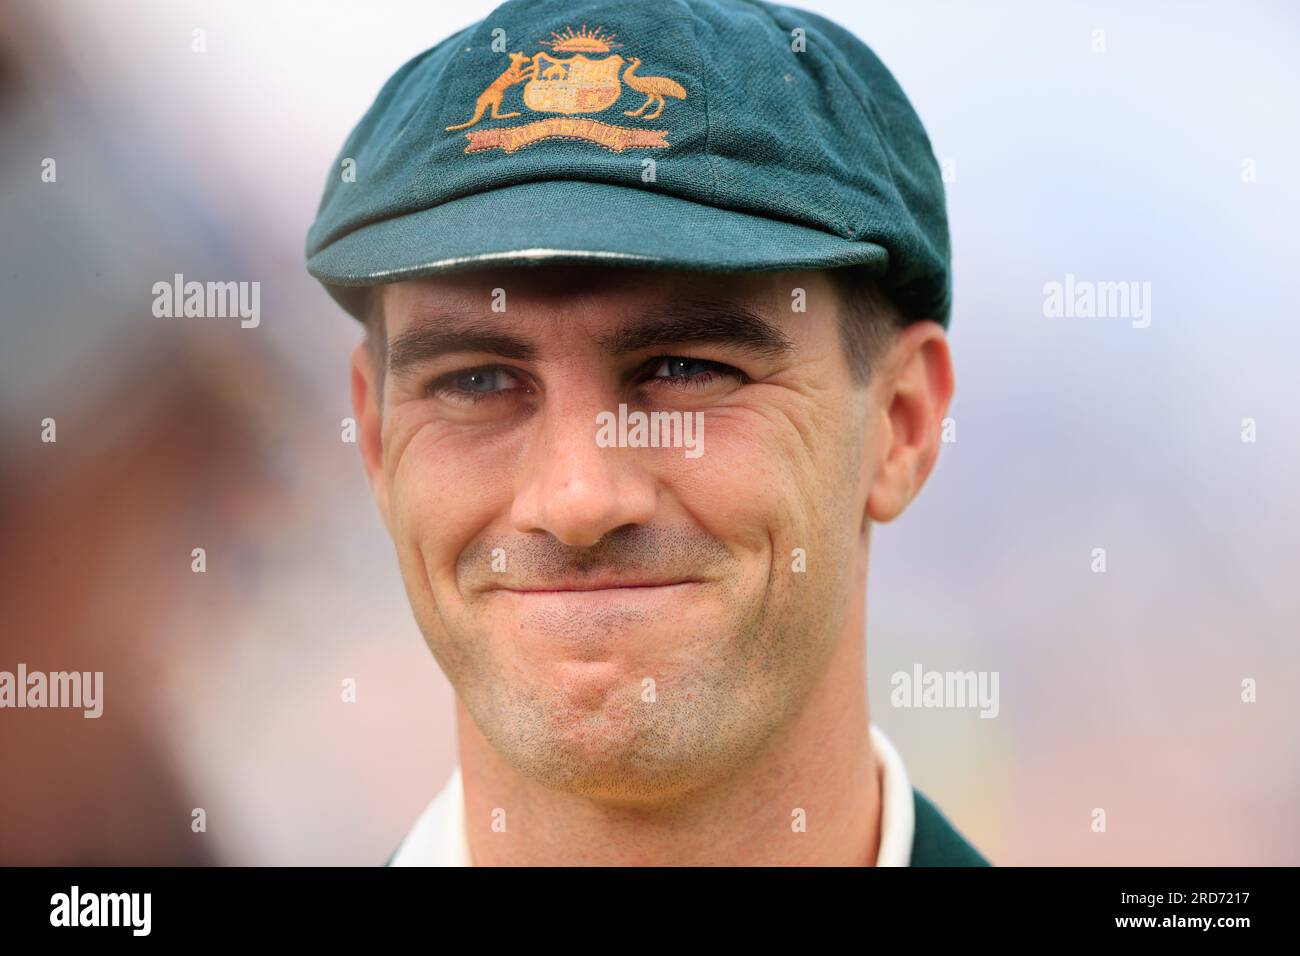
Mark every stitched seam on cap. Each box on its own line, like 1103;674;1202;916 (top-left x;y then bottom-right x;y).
685;5;719;205
754;1;904;240
747;2;861;237
807;27;910;241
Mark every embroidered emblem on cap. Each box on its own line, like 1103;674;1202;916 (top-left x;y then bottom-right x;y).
445;24;687;154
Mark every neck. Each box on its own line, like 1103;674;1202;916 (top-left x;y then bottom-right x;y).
457;578;879;865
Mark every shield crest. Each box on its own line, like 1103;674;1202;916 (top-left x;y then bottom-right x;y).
524;53;625;114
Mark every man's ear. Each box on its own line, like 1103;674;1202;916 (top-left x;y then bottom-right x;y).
350;341;391;532
865;320;955;523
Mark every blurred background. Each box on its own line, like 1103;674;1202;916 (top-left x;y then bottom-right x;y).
0;0;1295;865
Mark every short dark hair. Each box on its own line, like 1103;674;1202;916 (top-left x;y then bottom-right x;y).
357;268;907;395
827;267;911;385
360;287;386;396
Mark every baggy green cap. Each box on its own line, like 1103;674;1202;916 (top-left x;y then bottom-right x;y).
305;0;951;325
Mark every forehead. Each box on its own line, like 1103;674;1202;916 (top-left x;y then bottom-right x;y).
377;266;837;332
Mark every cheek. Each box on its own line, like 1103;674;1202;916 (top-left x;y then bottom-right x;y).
660;408;818;563
385;417;520;591
662;401;865;577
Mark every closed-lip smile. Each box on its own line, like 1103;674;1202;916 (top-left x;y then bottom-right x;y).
492;577;699;594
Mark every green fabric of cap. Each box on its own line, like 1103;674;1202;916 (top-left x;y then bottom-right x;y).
305;0;951;325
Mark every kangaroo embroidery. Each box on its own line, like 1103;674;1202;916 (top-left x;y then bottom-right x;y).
445;52;535;131
447;24;688;154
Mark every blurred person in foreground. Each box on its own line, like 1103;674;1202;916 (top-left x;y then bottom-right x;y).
306;0;984;866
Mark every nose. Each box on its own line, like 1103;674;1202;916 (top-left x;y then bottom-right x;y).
511;398;657;548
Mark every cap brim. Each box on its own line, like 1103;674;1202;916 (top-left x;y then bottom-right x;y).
307;179;889;305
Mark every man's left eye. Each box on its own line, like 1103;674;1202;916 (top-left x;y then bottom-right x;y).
646;356;744;386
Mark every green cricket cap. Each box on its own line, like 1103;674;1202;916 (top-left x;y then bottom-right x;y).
305;0;951;325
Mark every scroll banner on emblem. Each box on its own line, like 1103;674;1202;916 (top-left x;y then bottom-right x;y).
464;118;670;154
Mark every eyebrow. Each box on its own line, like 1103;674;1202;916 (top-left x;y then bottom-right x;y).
595;300;795;358
386;299;794;378
388;313;537;378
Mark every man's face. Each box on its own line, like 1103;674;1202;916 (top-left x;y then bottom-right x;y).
353;266;935;799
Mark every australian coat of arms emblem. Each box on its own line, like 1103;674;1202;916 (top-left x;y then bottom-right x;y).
445;24;687;154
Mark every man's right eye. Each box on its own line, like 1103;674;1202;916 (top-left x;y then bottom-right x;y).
427;366;531;405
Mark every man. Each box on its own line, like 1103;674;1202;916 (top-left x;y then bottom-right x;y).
306;0;987;866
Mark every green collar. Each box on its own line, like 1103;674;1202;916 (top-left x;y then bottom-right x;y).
909;788;991;866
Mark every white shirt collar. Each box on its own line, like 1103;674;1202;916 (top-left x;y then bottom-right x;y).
391;723;914;866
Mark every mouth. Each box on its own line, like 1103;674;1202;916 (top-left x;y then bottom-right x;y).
488;581;702;619
478;577;711;645
494;578;700;595
482;571;707;605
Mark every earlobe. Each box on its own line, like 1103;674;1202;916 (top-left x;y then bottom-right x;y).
864;321;954;524
349;342;391;531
